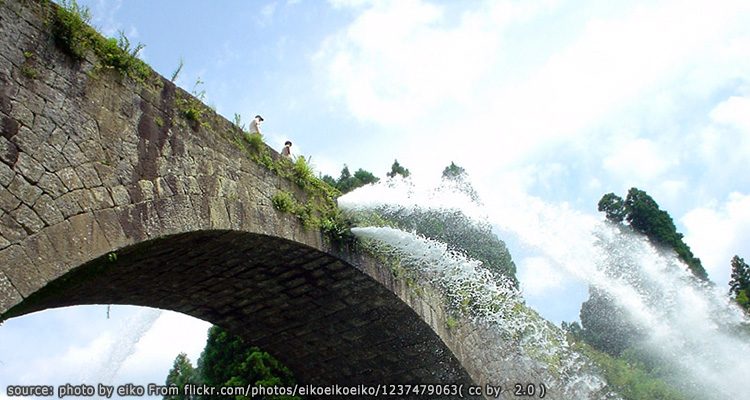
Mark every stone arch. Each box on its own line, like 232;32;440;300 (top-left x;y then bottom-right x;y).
6;229;478;392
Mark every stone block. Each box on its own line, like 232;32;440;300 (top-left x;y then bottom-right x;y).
0;245;42;297
12;125;44;153
90;187;114;209
61;140;87;166
37;172;67;198
0;188;21;211
56;166;83;190
55;191;83;218
136;179;155;201
93;208;131;249
0;212;26;243
75;162;102;188
10;203;44;234
7;174;41;206
22;231;65;280
0;162;13;186
47;126;68;151
0;271;23;314
13;152;44;183
32;194;63;226
34;143;68;173
0;135;19;165
109;185;131;206
93;162;118;186
46;214;111;269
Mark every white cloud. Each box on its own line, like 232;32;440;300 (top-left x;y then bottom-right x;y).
519;256;567;296
602;138;675;181
682;192;750;286
709;95;750;130
316;0;750;187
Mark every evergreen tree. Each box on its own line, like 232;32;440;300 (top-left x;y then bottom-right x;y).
440;162;480;202
596;188;707;280
386;159;410;178
581;188;707;357
597;193;626;223
441;162;466;180
324;165;380;194
729;255;750;311
164;353;197;400
197;326;299;400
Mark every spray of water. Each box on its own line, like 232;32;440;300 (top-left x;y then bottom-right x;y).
341;177;750;400
84;307;162;384
342;179;613;398
486;186;750;399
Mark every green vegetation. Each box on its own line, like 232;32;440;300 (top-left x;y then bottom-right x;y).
386;159;410;178
566;337;690;400
176;93;203;124
50;0;151;82
20;50;38;79
164;326;300;400
170;57;184;82
598;188;707;280
321;165;379;194
729;255;750;311
568;188;720;399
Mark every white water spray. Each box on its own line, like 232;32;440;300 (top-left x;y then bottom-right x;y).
341;177;750;400
84;307;162;384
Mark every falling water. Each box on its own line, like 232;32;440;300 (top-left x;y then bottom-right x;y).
84;307;162;385
340;177;750;400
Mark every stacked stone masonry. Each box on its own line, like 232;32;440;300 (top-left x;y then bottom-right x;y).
0;2;616;400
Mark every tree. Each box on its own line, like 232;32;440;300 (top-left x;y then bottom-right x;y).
440;161;481;202
329;165;379;194
729;255;750;311
596;188;708;281
196;326;299;400
598;193;626;223
441;162;466;180
164;353;197;400
578;289;643;356
386;159;410;178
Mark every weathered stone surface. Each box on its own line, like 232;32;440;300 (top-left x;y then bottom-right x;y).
0;271;23;311
55;166;83;190
7;174;41;206
13;152;44;183
32;194;63;225
0;188;21;211
109;185;131;206
0;135;19;165
54;191;83;218
0;162;13;186
0;212;26;243
61;139;86;166
37;172;67;198
10;203;44;234
76;163;102;188
0;245;41;297
0;2;618;398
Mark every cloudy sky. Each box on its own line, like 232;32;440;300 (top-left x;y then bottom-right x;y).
2;0;750;396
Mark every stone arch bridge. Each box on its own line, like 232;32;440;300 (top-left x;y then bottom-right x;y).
0;1;503;398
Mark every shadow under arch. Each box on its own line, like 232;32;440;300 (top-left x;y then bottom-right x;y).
3;230;480;396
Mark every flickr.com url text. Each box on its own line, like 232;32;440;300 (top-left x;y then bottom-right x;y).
5;382;547;398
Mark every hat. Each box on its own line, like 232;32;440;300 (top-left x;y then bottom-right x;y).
255;115;264;122
285;141;292;146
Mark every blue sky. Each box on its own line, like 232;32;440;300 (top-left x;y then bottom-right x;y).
2;0;750;395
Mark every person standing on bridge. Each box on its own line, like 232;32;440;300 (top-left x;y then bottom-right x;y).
248;115;264;135
281;141;292;159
